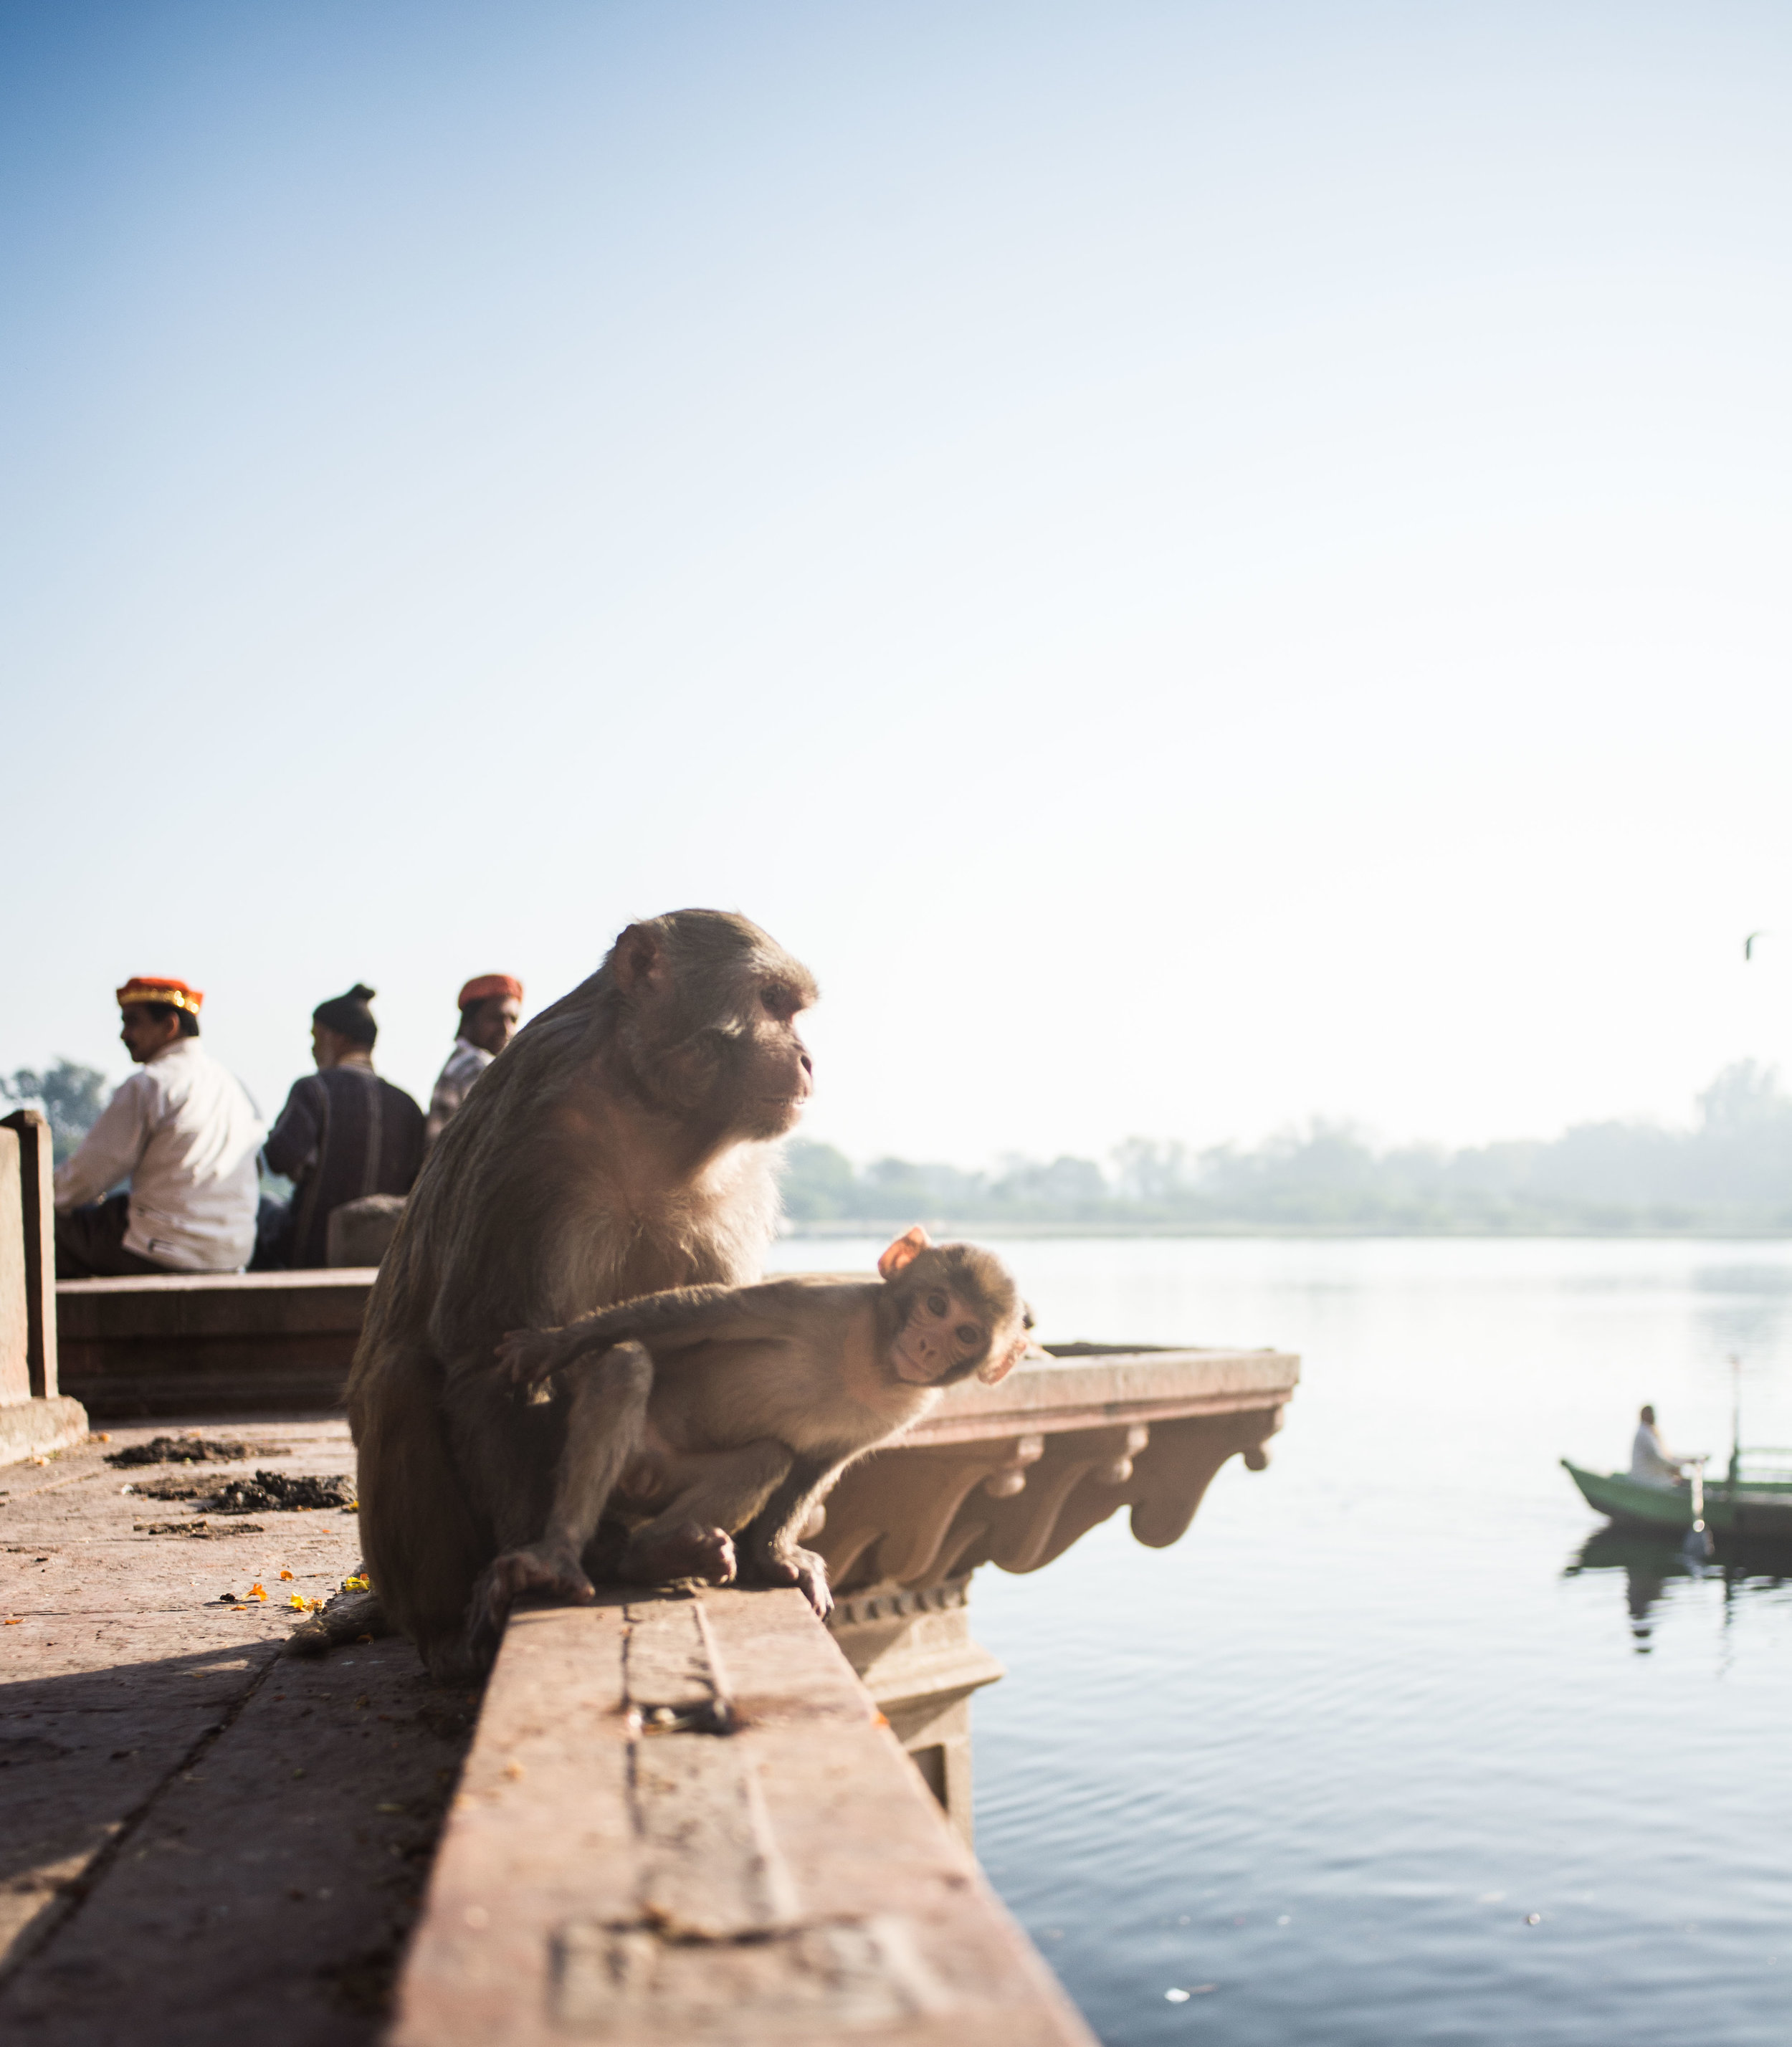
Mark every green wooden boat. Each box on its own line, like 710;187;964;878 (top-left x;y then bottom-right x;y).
1563;1454;1792;1540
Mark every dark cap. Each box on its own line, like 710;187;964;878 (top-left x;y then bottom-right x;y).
313;983;378;1048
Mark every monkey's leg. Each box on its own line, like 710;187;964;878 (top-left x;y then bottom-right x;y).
619;1441;793;1590
467;1341;653;1668
742;1454;845;1618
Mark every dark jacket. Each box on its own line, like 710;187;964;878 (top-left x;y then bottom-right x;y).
262;1066;426;1269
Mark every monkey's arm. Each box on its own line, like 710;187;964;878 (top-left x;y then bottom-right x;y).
740;1450;853;1618
497;1280;820;1388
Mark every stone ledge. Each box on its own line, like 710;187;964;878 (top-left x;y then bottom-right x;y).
54;1271;376;1418
391;1588;1097;2046
0;1396;88;1468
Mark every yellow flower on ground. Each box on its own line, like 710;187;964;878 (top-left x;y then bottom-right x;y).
342;1573;370;1592
279;1569;294;1581
288;1593;308;1609
247;1583;268;1602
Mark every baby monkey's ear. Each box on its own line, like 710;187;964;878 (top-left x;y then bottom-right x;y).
877;1225;933;1279
976;1334;1029;1387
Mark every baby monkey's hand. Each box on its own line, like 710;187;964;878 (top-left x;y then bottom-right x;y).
496;1327;564;1388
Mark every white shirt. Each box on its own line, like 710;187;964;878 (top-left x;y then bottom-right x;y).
53;1039;262;1271
425;1036;492;1146
1629;1421;1683;1487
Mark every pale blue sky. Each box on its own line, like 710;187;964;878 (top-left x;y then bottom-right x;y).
6;1;1791;1160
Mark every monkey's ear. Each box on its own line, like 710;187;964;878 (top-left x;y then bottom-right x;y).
977;1336;1027;1387
877;1225;933;1279
612;923;668;997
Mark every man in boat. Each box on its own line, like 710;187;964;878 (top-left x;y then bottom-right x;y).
1630;1405;1691;1487
52;977;262;1276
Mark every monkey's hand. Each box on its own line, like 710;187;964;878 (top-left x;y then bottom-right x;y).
495;1327;567;1388
756;1543;833;1619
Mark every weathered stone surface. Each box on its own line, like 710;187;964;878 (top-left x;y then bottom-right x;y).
54;1274;374;1418
325;1196;406;1270
391;1588;1097;2046
0;1126;27;1406
0;1401;88;1471
828;1578;1001;1845
1;1110;59;1400
0;1419;478;2045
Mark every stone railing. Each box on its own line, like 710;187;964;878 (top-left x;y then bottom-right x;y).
392;1588;1102;2047
821;1342;1294;1593
1;1108;86;1464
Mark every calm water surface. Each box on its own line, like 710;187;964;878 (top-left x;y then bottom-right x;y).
773;1236;1792;2047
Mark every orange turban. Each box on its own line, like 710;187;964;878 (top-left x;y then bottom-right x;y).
459;974;522;1008
117;976;203;1015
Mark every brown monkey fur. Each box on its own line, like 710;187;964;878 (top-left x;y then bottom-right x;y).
473;1227;1031;1655
340;910;818;1678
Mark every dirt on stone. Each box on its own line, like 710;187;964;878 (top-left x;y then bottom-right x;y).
133;1518;267;1537
126;1476;209;1501
205;1471;356;1514
124;1469;355;1513
105;1435;288;1468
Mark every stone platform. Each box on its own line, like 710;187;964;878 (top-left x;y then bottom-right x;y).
0;1418;462;2046
0;1422;1100;2046
4;1302;1300;2041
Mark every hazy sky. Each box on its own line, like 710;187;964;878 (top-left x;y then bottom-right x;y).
6;1;1791;1163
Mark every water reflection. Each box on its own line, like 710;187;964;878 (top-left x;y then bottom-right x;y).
1564;1524;1792;1651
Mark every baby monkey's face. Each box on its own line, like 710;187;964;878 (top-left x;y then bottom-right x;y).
890;1286;991;1385
874;1229;1030;1389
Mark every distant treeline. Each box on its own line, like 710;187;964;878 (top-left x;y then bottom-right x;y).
0;1059;110;1165
781;1063;1792;1235
17;1054;1792;1236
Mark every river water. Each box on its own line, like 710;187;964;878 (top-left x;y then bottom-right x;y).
772;1235;1792;2047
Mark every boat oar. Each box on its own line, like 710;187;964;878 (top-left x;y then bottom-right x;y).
1683;1455;1714;1562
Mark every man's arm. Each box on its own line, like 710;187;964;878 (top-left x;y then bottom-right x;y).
52;1075;147;1212
262;1078;323;1180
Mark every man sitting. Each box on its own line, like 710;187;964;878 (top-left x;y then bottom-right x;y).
262;983;426;1269
1630;1404;1691;1487
53;977;262;1277
424;973;523;1147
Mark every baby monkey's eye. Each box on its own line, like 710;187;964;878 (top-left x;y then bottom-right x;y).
926;1292;948;1317
955;1325;981;1348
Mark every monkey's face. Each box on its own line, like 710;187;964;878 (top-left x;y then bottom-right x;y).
890;1284;999;1386
877;1233;1032;1388
621;962;815;1137
720;975;815;1140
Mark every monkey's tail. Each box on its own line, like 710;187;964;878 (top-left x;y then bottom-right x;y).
284;1587;394;1659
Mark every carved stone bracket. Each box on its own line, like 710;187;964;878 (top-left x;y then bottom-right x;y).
814;1345;1299;1841
813;1345;1297;1598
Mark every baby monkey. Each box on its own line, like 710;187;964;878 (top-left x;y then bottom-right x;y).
479;1228;1031;1656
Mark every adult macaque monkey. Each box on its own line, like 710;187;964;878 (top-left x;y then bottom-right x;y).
340;910;818;1678
480;1228;1030;1656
